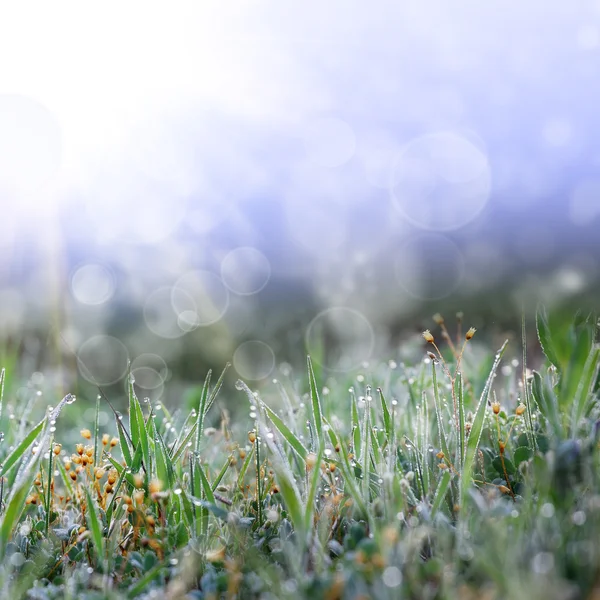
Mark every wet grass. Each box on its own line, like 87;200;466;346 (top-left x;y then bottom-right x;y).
0;307;599;599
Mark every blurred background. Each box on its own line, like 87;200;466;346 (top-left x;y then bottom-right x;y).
1;1;599;407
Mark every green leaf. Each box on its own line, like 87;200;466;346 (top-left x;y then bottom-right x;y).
514;446;533;467
492;456;515;476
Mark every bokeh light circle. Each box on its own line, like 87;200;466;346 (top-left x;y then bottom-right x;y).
221;247;271;295
390;131;491;231
303;117;356;168
171;270;229;328
233;341;276;381
131;353;168;390
395;234;465;300
144;287;187;339
306;307;375;372
71;264;115;306
77;335;129;385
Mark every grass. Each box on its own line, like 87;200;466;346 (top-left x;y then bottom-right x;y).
0;307;599;599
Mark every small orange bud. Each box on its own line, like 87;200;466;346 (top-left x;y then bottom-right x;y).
81;429;92;440
438;462;448;469
102;433;110;446
53;443;62;455
69;471;77;481
248;431;256;444
422;330;435;344
110;437;119;447
492;402;501;415
432;313;444;325
436;451;445;459
466;327;477;340
149;479;162;495
516;404;526;416
75;444;84;456
305;453;317;470
498;485;511;494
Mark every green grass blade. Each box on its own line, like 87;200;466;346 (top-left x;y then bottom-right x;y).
155;432;174;489
461;340;508;509
431;470;452;519
0;418;45;477
211;455;232;492
304;445;324;532
536;304;561;370
171;422;197;462
377;387;392;441
194;370;212;454
0;449;42;560
571;346;600;436
0;367;5;422
126;562;164;599
260;398;308;460
117;418;133;468
307;356;324;448
262;427;305;538
204;362;231;416
93;393;101;468
431;363;451;463
522;313;537;451
85;487;105;562
236;445;254;489
456;372;465;471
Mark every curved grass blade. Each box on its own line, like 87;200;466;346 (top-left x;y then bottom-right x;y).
0;418;44;477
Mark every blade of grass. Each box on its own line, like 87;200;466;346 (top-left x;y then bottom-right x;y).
0;418;45;477
307;356;324;448
377;387;392;442
523;313;537;451
194;370;212;454
571;346;600;436
431;470;452;519
461;340;508;509
85;487;105;563
431;362;451;464
171;422;197;463
203;362;231;416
